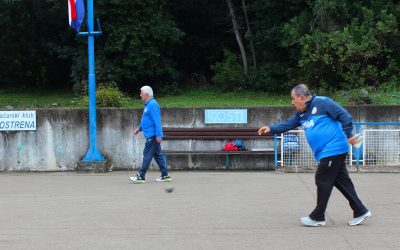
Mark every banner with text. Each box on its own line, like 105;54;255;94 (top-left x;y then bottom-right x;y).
205;109;247;124
0;111;37;131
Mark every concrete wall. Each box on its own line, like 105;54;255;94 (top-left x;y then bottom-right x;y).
0;106;399;171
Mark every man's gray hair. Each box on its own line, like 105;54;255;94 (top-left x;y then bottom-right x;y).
292;84;311;97
140;86;153;97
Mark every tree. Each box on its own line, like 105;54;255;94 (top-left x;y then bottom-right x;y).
70;0;184;94
226;0;248;75
0;0;74;89
282;0;400;90
241;0;256;71
168;0;235;88
1;0;399;95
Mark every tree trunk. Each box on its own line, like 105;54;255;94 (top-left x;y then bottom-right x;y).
241;0;256;71
226;0;248;75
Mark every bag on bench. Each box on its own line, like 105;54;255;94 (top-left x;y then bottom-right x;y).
234;139;246;151
224;140;246;151
224;142;239;151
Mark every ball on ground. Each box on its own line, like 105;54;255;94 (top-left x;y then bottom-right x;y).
165;184;174;193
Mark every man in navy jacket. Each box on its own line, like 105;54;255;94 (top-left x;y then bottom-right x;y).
130;86;171;184
258;84;370;226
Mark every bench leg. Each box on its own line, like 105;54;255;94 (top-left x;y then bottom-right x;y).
164;154;168;168
225;154;230;170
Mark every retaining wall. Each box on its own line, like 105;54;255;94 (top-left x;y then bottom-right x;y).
0;106;399;171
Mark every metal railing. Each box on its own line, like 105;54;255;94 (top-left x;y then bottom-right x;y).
274;122;400;169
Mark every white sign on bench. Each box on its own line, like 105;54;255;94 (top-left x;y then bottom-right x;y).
204;109;247;124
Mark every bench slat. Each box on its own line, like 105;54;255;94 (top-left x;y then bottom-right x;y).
163;128;260;132
163;136;272;140
163;127;272;140
164;132;260;136
164;150;275;155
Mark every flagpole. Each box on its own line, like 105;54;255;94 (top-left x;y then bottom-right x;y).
79;0;104;162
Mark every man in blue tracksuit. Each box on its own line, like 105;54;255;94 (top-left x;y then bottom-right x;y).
258;84;370;226
130;86;171;184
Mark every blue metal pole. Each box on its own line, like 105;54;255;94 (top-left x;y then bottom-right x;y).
82;0;104;162
355;123;361;169
274;134;278;169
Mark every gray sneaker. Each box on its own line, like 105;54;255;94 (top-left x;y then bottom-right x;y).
348;211;371;226
300;216;326;227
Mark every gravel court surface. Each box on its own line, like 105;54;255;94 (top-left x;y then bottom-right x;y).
0;171;398;250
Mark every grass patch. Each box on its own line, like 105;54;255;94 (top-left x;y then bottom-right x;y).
0;89;81;109
1;87;400;109
331;90;400;105
155;89;290;108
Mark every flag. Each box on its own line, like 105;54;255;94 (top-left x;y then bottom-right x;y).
68;0;85;32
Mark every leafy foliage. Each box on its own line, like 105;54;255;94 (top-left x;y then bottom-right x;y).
72;0;184;94
280;1;400;91
1;0;399;98
81;83;125;107
211;49;247;90
0;0;75;89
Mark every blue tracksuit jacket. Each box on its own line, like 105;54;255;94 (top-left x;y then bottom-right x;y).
269;95;353;161
139;98;163;139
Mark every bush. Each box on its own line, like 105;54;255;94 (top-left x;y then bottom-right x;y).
345;88;373;105
211;49;247;91
158;82;182;96
297;8;400;90
81;83;125;107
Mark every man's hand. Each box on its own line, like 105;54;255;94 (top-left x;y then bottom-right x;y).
348;135;357;145
133;128;140;135
156;138;162;143
258;126;270;135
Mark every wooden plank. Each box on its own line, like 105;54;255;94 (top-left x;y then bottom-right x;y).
163;128;263;132
164;150;275;155
163;128;271;136
164;132;259;135
163;136;272;140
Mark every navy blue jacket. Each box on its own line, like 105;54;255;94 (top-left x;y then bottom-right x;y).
269;95;353;160
139;98;163;139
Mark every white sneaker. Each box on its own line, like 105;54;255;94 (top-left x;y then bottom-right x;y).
300;216;326;227
348;211;371;226
129;174;145;184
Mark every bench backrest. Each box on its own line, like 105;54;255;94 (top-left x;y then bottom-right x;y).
163;128;273;140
